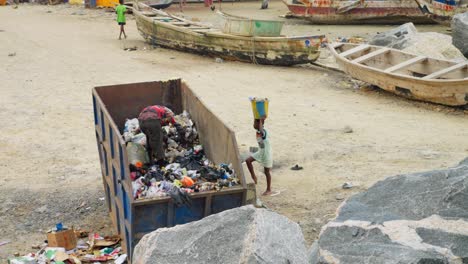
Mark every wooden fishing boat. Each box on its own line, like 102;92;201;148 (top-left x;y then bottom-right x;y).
414;0;468;25
283;0;434;24
125;0;173;10
133;2;325;66
217;11;284;37
328;42;468;106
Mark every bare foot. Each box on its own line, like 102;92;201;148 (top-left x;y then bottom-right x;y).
262;190;272;196
252;176;258;184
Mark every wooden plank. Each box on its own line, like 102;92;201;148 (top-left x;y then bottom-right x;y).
384;56;427;73
170;21;190;26
188;26;211;30
330;42;344;49
339;44;370;58
352;48;390;64
152;16;173;20
422;62;468;79
192;29;212;33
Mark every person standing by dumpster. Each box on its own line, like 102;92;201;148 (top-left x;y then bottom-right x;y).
138;105;181;166
115;0;127;40
245;118;274;196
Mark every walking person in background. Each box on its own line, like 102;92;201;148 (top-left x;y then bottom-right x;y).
115;0;127;40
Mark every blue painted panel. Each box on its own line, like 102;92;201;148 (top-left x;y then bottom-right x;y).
109;126;114;158
103;148;109;176
122;186;130;221
96;132;103;165
125;228;131;256
115;201;121;235
105;183;112;212
112;166;119;197
434;0;457;5
211;193;243;214
119;145;125;180
174;198;204;225
92;95;98;125
100;110;106;141
134;203;168;234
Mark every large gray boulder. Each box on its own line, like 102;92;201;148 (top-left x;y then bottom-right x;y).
133;205;308;264
452;12;468;58
370;23;466;61
311;158;468;264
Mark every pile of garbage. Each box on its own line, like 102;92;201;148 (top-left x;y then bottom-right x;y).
123;111;239;204
8;225;126;264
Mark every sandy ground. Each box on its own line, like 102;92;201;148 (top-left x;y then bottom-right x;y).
1;1;468;260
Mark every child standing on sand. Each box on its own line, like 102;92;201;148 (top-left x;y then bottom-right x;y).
246;118;274;196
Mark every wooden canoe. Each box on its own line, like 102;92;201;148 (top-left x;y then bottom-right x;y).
217;11;284;37
414;0;468;25
133;2;325;66
328;42;468;106
283;0;434;24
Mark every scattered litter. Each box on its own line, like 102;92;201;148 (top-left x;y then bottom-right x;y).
123;110;240;201
255;198;264;208
291;164;303;171
342;182;353;189
114;254;127;264
47;225;77;250
99;197;105;201
335;193;345;200
10;225;125;264
342;126;353;133
215;57;224;63
8;52;16;57
124;47;137;51
76;201;86;209
0;240;10;247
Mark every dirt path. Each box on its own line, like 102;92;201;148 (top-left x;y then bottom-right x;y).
1;1;467;260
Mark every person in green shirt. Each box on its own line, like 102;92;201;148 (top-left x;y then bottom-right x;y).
115;0;127;40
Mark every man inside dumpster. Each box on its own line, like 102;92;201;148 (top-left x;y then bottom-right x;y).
138;105;183;166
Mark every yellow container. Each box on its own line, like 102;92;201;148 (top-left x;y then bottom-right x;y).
96;0;118;7
0;0;7;6
250;97;269;120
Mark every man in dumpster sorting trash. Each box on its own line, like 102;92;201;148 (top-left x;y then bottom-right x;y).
138;105;183;166
245;118;274;196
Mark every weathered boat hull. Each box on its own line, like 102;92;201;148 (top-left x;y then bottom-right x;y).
218;11;285;37
329;43;468;106
134;5;324;66
414;0;468;25
284;0;434;24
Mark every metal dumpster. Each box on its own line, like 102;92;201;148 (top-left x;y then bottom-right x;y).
92;79;250;261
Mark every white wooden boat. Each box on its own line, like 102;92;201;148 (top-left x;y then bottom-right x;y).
328;42;468;106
